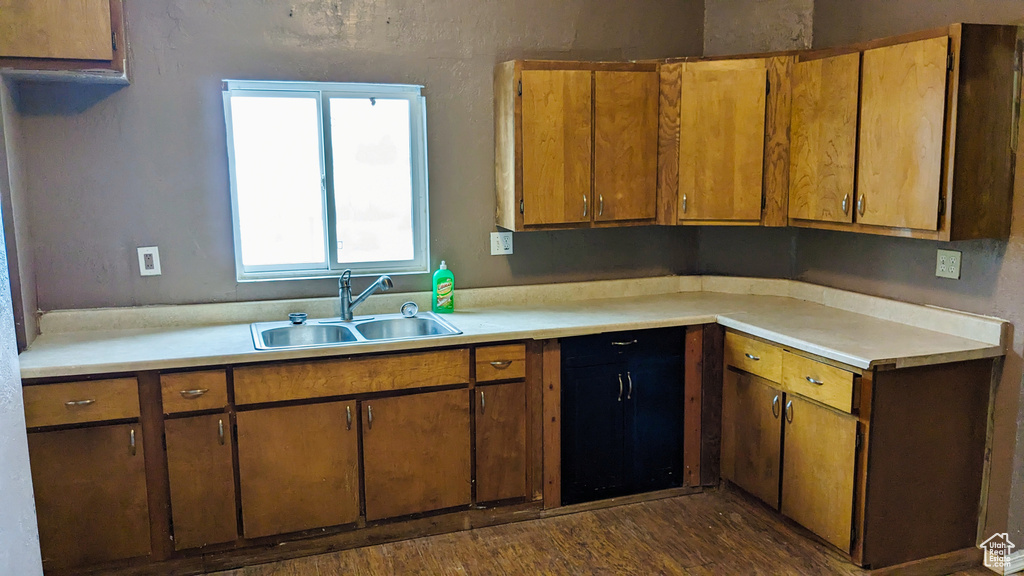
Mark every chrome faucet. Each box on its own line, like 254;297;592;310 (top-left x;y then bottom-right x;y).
339;270;393;321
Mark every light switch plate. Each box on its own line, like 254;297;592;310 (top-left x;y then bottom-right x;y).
138;246;162;276
490;231;513;255
936;249;961;280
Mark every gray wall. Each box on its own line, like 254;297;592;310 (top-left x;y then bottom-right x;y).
704;0;813;56
0;91;42;572
806;0;1024;544
12;0;704;313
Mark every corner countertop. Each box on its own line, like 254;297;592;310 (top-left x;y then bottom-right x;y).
18;277;1007;380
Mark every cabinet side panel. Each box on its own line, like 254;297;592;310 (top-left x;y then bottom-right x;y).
863;359;993;568
949;25;1019;240
495;61;518;230
700;323;724;486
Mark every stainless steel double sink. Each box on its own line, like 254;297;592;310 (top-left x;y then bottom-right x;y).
251;312;462;351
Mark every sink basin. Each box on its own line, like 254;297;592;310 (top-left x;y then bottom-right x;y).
257;324;357;349
356;316;461;341
251;312;461;350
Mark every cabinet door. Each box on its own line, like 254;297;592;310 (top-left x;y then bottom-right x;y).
165;414;237;550
627;353;685;492
561;363;629;505
521;69;592;226
858;37;949;230
781;395;858;552
363;388;471;520
720;369;782;508
236;401;359;538
678;61;767;222
28;424;150;571
475;381;528;503
0;0;113;60
789;53;860;224
594;70;658;222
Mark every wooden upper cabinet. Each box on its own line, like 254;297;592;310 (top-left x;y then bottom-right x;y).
28;423;150;571
781;395;858;553
858;37;949;232
520;69;593;227
788;53;860;224
475;381;528;503
677;60;768;223
594;71;659;223
236;402;360;539
165;414;238;550
0;0;128;81
363;388;471;520
721;369;782;508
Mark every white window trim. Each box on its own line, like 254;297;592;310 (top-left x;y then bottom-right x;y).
222;79;430;282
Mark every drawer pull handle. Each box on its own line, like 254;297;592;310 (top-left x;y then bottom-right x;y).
346;405;352;430
367;405;373;429
65;399;96;407
744;353;760;361
617;373;624;402
218;419;225;445
179;389;209;398
785;400;794;423
842;193;850;215
805;376;824;386
130;428;137;456
599;194;604;216
771;395;780;418
480;390;486;413
612;340;637;346
489;360;512;369
583;194;588;218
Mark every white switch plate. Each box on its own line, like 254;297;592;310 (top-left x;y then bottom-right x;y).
490;231;513;255
138;246;162;276
936;249;961;280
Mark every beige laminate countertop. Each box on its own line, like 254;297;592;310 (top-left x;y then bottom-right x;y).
18;281;1007;380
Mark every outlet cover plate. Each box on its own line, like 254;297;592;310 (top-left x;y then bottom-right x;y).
936;249;961;280
490;231;513;255
138;246;162;276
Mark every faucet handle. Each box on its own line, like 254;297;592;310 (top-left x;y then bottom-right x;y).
340;269;352;287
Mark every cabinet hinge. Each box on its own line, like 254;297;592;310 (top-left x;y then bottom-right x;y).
761;193;766;213
112;31;117;52
520;199;524;214
518;80;522;97
766;76;771;96
947;51;954;72
855;431;862;450
938;195;946;217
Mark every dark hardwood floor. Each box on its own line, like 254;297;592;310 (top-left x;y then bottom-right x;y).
210;486;990;575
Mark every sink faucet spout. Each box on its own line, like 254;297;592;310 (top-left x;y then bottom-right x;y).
339;270;393;322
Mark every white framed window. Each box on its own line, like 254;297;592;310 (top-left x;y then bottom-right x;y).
222;80;429;281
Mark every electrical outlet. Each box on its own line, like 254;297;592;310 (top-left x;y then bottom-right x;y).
490;231;513;255
936;249;961;280
138;246;162;276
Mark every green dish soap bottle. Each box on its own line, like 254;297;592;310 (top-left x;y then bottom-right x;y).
433;260;455;313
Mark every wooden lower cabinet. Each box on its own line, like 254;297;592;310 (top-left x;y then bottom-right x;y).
721;369;782;508
363;388;472;520
236;401;360;538
28;423;150;571
165;413;238;550
780;395;858;553
475;381;528;503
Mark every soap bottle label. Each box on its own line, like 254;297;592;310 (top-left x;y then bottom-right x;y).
435;279;454;312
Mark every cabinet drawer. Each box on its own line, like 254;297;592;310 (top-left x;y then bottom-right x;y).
724;332;783;382
161;370;229;414
234;348;470;405
782;352;856;413
24;378;140;428
475;344;526;382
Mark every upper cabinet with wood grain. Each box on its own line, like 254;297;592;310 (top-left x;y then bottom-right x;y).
0;0;129;83
789;24;1020;240
495;61;658;231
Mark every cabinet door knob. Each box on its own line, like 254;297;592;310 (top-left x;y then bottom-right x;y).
626;372;633;400
744;353;760;361
489;360;512;369
480;390;486;413
583;194;588;218
346;405;352;430
179;389;208;399
617;373;624;402
367;405;373;429
805;376;824;386
599;194;604;216
218;419;225;445
842;194;850;215
785;400;793;423
771;395;780;418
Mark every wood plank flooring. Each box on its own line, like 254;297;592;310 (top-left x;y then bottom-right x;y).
210;486;990;575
